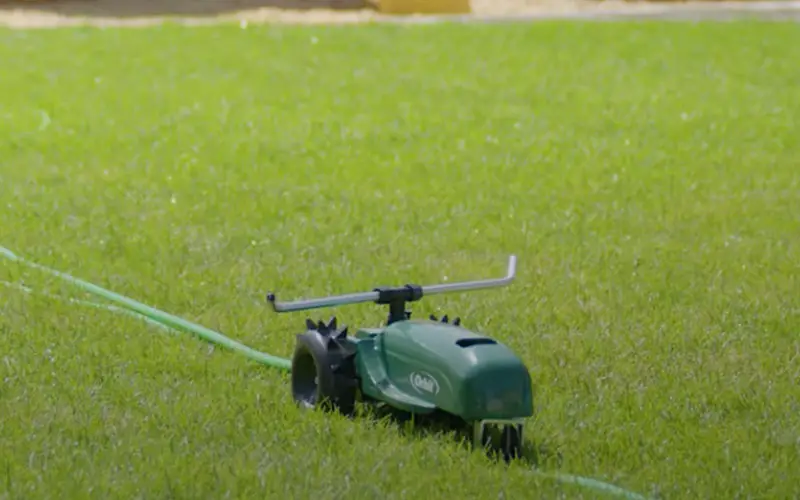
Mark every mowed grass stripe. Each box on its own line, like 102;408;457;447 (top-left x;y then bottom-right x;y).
1;20;798;499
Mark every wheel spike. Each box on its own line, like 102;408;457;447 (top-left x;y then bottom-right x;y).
429;314;438;321
327;316;337;331
442;314;449;323
305;318;317;331
332;352;357;375
454;317;461;326
335;326;348;340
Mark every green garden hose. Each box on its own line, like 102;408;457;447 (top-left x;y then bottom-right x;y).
0;245;291;371
1;280;176;333
0;244;649;500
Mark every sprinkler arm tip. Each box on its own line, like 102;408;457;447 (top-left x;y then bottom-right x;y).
267;254;517;313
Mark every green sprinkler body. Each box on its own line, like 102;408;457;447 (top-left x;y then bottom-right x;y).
267;256;532;461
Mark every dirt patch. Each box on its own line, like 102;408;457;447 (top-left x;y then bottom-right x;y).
0;0;797;27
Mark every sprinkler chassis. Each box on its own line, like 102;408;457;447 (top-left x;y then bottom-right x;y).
266;255;533;461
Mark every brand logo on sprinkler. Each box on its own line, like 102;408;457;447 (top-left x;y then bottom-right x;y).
410;371;439;395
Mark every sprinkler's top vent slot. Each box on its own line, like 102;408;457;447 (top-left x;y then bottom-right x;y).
456;338;497;348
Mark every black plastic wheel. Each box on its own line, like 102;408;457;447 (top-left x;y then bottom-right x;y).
500;424;523;461
291;317;358;416
476;422;524;462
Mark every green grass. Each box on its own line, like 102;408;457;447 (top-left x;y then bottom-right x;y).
1;19;799;499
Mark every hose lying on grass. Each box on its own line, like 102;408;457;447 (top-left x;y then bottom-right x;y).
0;244;650;500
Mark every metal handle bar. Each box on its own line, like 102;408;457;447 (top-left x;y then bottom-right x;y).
267;255;517;313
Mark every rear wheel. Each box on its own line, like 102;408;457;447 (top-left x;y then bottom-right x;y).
291;317;358;416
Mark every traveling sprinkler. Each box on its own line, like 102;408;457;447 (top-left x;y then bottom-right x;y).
266;255;532;461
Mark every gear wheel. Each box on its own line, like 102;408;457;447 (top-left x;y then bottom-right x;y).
429;314;461;326
291;316;358;416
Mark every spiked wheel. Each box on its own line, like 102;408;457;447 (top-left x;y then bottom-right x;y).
291;316;358;416
429;314;461;326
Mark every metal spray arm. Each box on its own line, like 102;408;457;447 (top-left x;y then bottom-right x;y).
266;255;517;316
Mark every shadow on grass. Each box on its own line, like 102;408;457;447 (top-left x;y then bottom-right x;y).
0;0;372;18
355;402;562;469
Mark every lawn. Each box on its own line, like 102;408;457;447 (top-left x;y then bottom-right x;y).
1;19;799;499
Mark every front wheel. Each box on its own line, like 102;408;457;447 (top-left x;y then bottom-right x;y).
473;420;524;462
